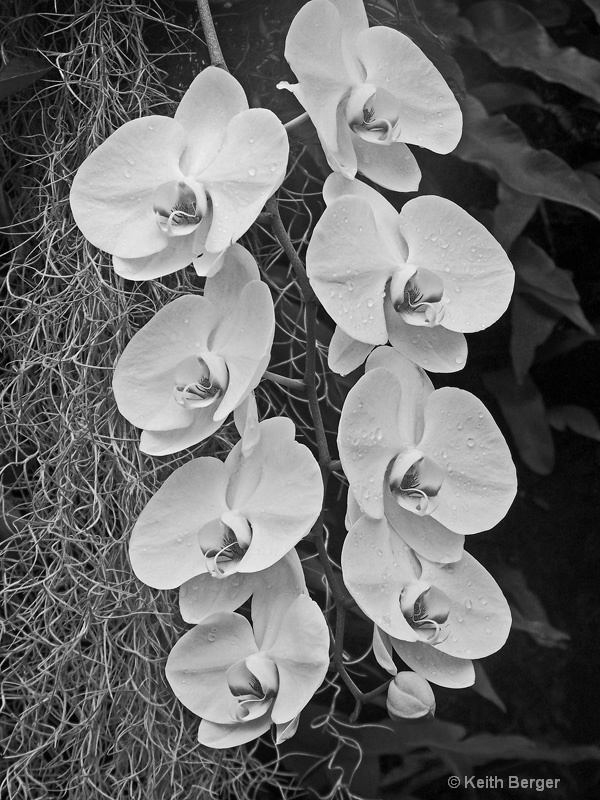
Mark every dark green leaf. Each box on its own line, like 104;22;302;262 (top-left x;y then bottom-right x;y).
510;294;558;382
466;1;600;104
512;237;594;334
495;565;570;648
455;96;600;222
582;0;600;25
482;369;555;474
548;404;600;441
493;182;540;251
471;82;575;132
0;56;53;101
472;662;507;713
470;81;546;113
514;0;571;27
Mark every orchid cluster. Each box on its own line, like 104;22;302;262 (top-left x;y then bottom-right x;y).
69;0;518;749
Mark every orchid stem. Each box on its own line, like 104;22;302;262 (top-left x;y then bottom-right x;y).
196;0;228;71
265;195;316;303
265;194;381;711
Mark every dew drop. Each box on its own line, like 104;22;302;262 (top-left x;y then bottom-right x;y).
248;167;257;177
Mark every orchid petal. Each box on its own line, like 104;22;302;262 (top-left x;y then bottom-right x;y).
226;419;323;572
233;392;260;456
274;715;301;744
345;489;362;531
420;554;511;659
112;216;216;281
129;457;229;589
322;174;408;262
384;486;464;564
398;196;514;333
70;116;185;259
251;550;307;651
365;347;434;445
328;325;374;376
175;67;248;177
389;637;475;689
197;715;272;748
326;0;368;58
203;243;260;315
192;247;227;278
268;596;330;725
383;296;469;373
420;388;517;535
279;0;355;173
372;626;397;676
338;367;404;519
355;26;462;154
307;196;395;345
212;282;275;422
112;295;219;433
166;612;258;722
179;571;255;625
201;109;289;253
139;412;222;456
353;136;422;193
223;416;296;483
341;515;419;641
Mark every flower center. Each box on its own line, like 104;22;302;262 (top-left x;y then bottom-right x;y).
226;653;279;722
345;84;402;145
152;179;207;237
203;511;252;579
389;267;447;327
173;354;228;410
389;449;445;516
400;580;451;645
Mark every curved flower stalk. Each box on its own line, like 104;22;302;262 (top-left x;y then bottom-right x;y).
341;513;511;688
129;418;323;588
278;0;462;191
70;67;289;280
338;347;517;548
112;244;274;455
166;594;330;747
307;175;514;374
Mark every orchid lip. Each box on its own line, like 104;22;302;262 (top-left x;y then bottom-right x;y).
203;515;252;579
389;449;446;516
345;84;403;145
152;179;207;237
400;580;451;646
173;355;228;410
226;654;278;722
390;267;447;327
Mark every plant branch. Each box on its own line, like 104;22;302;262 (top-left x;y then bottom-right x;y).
196;0;228;71
265;195;316;303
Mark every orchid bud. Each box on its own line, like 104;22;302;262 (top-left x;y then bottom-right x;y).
386;672;436;720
